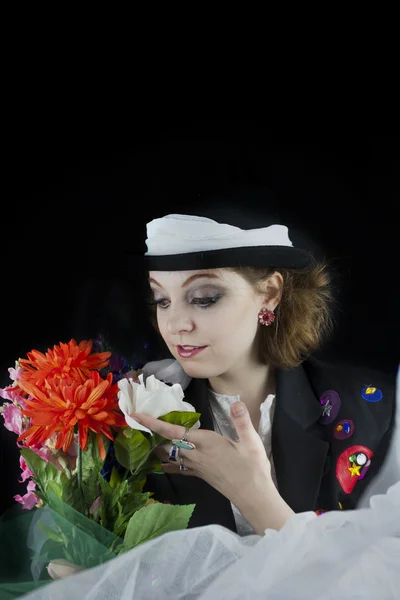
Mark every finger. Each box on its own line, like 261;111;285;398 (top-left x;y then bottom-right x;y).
156;443;199;462
154;444;170;461
159;444;199;464
130;413;195;443
161;463;194;476
230;402;259;446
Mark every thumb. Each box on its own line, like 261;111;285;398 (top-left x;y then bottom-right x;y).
230;401;257;444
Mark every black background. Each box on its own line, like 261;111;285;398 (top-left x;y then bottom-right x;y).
1;123;399;514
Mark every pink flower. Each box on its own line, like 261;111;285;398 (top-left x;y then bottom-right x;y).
14;480;40;510
0;385;27;406
8;365;23;382
33;445;65;472
0;387;17;401
34;443;76;473
66;434;79;458
89;496;103;519
1;402;25;435
19;455;34;482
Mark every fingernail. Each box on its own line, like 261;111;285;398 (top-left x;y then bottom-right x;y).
232;402;246;416
130;413;141;423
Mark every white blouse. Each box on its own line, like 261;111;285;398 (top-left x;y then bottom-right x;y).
208;388;278;536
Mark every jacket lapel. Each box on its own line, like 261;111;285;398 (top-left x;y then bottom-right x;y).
272;364;329;512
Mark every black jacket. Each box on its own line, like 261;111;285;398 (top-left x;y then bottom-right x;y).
145;357;396;533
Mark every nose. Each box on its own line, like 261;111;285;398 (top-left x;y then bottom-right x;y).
165;306;194;335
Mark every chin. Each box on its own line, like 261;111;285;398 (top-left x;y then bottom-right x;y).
175;358;223;380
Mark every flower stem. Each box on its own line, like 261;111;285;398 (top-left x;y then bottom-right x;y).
78;432;83;505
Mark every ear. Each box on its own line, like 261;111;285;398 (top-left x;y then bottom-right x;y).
260;271;283;312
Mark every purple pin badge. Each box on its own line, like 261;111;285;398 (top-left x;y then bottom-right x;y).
319;390;341;425
334;419;355;440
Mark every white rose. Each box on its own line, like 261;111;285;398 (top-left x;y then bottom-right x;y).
117;374;200;435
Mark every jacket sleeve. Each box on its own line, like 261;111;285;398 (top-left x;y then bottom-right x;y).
357;364;400;507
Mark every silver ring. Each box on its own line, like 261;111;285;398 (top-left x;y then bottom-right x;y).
172;438;196;450
179;457;188;471
168;444;179;462
172;427;196;450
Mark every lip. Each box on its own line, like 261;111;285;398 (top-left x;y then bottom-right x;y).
176;345;208;358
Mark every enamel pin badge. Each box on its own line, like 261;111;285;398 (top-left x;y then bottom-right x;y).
336;445;373;494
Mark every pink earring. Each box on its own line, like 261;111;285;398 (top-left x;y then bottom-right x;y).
258;308;275;326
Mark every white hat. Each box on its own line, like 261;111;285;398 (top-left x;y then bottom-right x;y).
144;213;313;270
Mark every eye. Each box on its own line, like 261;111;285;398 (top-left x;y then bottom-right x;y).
191;296;221;309
150;298;170;309
149;295;222;310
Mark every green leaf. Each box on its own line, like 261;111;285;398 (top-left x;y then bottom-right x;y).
158;411;201;429
45;479;62;499
123;503;196;551
113;492;151;537
114;429;151;471
122;427;134;439
39;537;65;561
98;472;151;536
110;480;129;511
20;447;63;500
151;411;201;448
81;438;99;481
109;466;121;488
127;477;146;494
37;521;64;543
98;475;129;530
134;453;163;477
83;433;109;472
120;491;150;517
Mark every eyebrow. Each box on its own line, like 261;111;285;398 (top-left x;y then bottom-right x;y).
149;273;221;290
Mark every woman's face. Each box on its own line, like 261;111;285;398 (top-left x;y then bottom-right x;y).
149;269;273;379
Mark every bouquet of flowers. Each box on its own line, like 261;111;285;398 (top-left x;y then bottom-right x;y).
0;338;200;598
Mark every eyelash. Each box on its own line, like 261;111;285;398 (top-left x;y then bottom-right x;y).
150;296;221;310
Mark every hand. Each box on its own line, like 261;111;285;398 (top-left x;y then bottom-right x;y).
130;401;294;533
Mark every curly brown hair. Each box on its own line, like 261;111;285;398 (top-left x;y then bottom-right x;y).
228;262;335;369
147;260;336;370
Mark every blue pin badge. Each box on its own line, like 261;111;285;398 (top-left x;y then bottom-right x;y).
361;386;383;403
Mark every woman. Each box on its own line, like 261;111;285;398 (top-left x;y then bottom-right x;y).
131;209;396;536
39;204;398;593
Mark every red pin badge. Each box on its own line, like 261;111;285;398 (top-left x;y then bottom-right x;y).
336;445;373;494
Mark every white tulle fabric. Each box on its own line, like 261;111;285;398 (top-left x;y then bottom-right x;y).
21;483;400;600
21;365;400;600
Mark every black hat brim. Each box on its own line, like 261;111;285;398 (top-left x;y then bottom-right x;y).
143;245;313;271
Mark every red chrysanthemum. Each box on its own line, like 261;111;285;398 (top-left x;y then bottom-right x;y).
17;371;126;460
17;339;111;390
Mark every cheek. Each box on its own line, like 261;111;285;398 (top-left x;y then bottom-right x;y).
228;311;258;346
210;303;257;346
157;314;169;339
